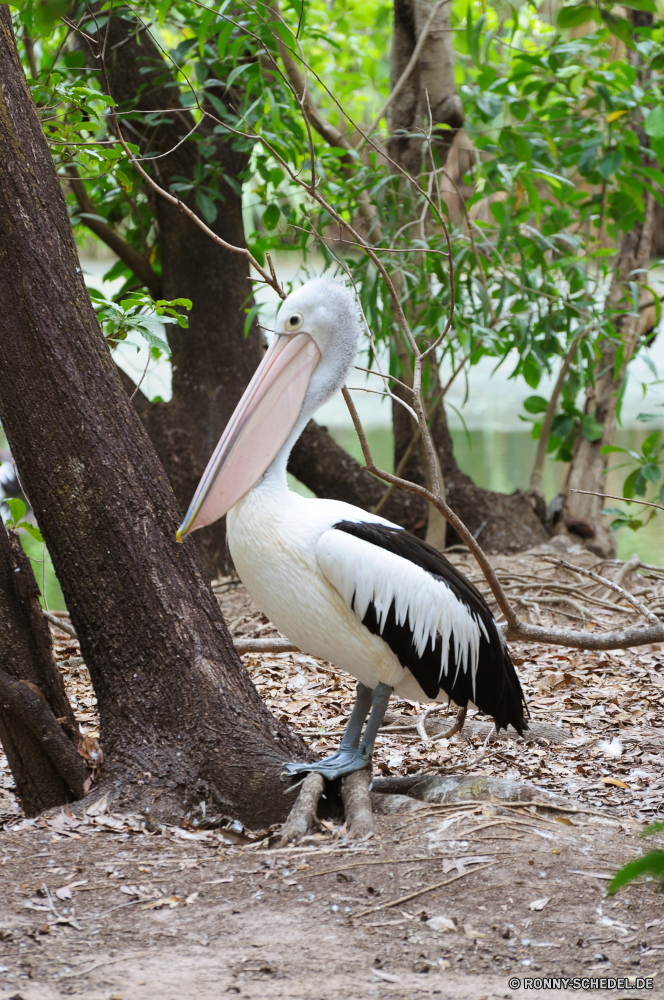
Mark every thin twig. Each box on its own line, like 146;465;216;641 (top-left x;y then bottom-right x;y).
351;862;495;919
531;329;585;494
341;386;519;627
540;557;661;627
571;489;664;513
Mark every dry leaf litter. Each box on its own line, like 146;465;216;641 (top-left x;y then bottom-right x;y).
2;543;661;828
0;544;663;996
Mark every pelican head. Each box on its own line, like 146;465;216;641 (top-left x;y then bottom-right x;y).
177;277;361;539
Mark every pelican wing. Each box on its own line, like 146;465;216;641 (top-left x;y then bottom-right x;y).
316;520;526;733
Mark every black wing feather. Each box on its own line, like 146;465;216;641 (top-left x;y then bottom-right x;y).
333;521;526;735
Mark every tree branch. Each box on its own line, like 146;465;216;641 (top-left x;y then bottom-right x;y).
341;387;664;651
68;167;161;298
530;329;585;495
269;0;379;233
0;667;88;798
540;555;660;626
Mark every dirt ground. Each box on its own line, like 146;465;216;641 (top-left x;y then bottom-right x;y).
0;542;663;999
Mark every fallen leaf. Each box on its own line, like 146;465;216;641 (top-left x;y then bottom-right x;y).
185;892;199;905
529;897;550;911
569;870;613;880
85;793;110;817
428;915;457;933
441;855;492;875
285;699;311;715
601;777;629;789
55;881;86;900
463;922;490;939
371;968;401;983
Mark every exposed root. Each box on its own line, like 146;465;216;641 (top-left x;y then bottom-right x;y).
341;768;374;839
278;772;325;846
434;705;467;743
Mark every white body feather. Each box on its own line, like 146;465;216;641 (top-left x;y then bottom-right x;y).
227;476;482;704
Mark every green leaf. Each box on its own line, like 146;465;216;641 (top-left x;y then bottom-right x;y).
262;204;280;230
623;468;641;499
5;498;26;523
621;0;656;10
609;851;664;894
522;353;541;389
637;413;662;422
557;4;599;28
600;11;634;48
140;330;172;356
598;148;623;180
524;395;549;414
644;107;664;141
217;21;234;61
580;414;604;441
642;462;662;484
642;432;662;456
195;190;218;224
32;0;70;31
20;523;44;544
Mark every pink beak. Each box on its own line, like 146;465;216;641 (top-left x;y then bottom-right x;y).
177;332;320;539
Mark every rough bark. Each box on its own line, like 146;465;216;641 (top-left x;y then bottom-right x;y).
83;10;427;570
0;524;86;814
384;1;548;552
0;5;310;826
80;10;265;579
558;9;656;557
387;0;464;176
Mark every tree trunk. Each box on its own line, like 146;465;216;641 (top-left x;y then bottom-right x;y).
0;4;309;826
558;10;656;557
385;1;548;552
81;10;435;571
80;10;266;580
0;524;88;814
388;0;464;175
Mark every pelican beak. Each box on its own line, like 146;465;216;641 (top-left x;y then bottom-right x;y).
177;332;320;539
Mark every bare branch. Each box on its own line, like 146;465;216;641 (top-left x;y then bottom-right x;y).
571;489;664;514
341;386;519;627
530;329;585;494
540;556;660;626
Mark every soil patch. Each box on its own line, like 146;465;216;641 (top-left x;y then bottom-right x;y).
0;547;662;996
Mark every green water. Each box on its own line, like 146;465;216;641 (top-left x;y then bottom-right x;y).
4;427;663;611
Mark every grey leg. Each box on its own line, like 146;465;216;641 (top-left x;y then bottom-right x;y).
357;682;392;761
283;681;391;781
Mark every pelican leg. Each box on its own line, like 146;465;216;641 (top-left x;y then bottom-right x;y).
283;682;391;780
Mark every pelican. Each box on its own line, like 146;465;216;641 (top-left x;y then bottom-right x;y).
177;278;526;778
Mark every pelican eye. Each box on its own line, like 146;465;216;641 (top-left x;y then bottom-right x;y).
284;312;303;332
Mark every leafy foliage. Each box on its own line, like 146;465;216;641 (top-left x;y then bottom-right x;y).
9;0;664;514
89;290;191;355
609;821;664;894
3;498;44;543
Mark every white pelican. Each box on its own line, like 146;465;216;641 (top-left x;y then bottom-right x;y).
177;278;526;779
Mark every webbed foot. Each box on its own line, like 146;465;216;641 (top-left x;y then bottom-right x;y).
283;747;372;781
